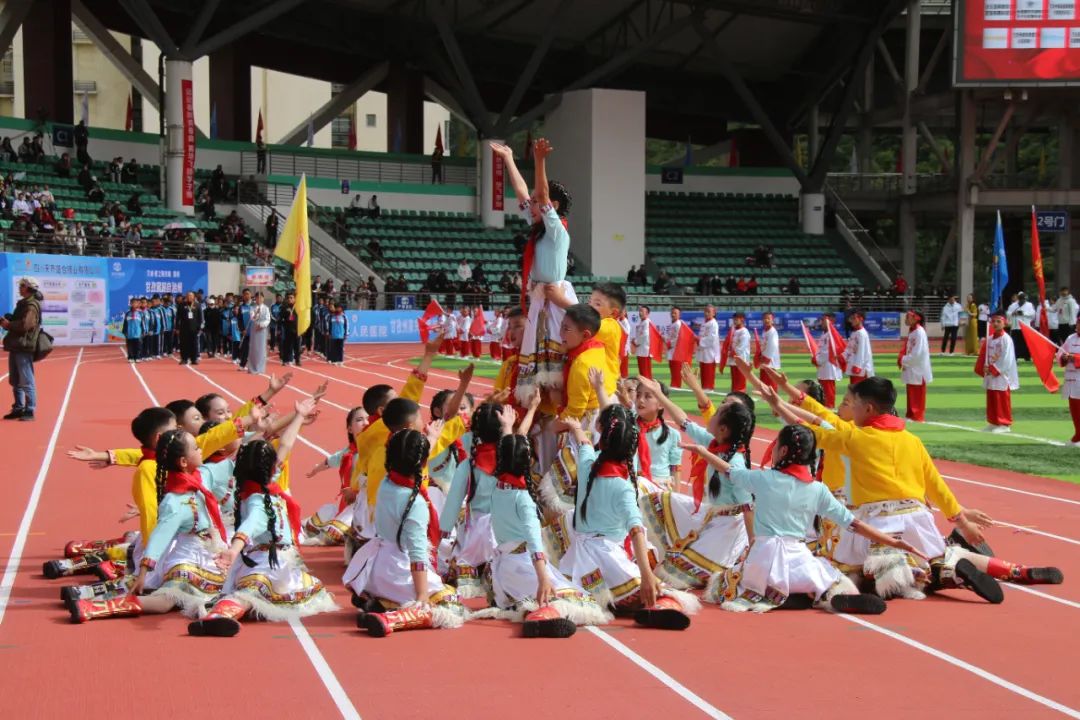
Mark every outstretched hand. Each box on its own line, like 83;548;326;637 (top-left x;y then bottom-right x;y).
269;372;293;393
425;329;447;355
490;142;513;161
533;138;553;161
458;363;475;386
295;397;317;418
425;419;445;446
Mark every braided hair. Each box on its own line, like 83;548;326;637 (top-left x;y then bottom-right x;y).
467;403;503;506
724;391;757;449
234;440;282;568
709;402;754;501
496;434;542;522
576;404;638;528
644;380;671;447
152;429;189;503
773;424;818;476
385;429;430;552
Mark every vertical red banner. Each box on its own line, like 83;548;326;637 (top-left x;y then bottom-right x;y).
491;150;504;211
181;79;195;207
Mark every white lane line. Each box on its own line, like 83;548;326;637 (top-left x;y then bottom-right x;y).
205;357;353;413
837;615;1080;718
993;520;1080;547
1003;583;1080;610
585;627;733;719
282;357;436;410
0;349;84;626
924;420;1068;447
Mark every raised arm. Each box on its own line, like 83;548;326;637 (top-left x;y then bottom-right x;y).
589;367;613;409
636;375;688;426
275;397;317;466
516;388;542;437
490;143;529;203
533;138;553;207
680;441;731;474
680;365;712;411
442;364;475;422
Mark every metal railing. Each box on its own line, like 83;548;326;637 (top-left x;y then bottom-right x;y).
827;171;1058;195
0;228;274;265
240;151;476;187
823;181;900;277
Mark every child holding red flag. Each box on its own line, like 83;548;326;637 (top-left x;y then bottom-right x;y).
665;307;696;389
632;305;661;380
488;307;506;359
843;309;874;384
815;313;845;408
1058;317;1080;445
457;307;472;357
619;309;633;379
696;305;721;390
755;311;781;389
899;310;933;422
976;313;1019;433
720;312;752;393
469;307;486;358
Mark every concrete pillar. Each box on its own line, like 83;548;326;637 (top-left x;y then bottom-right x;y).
858;57;874;173
808;104;820;168
479;139;506;229
801;193;825;235
955;90;976;303
385;64;423;154
209;45;251;141
22;0;72;124
165;59;194;213
1064;117;1080;290
899;0;921;286
899;198;917;283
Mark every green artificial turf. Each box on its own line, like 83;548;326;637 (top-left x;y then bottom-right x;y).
424;353;1080;484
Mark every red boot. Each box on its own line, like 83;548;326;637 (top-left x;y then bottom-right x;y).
43;552;109;579
60;578;130;610
522;604;576;639
70;594;143;623
362;604;434;637
634;595;690;630
188;599;247;637
64;532;137;558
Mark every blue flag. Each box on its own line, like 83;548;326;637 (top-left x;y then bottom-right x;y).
990;210;1009;313
209;103;218;140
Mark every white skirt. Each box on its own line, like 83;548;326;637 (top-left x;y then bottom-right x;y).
342;537;465;628
710;536;843;612
149;532;227;617
833;499;946;598
131;534;170;590
641;491;749;589
349;490;375;541
446;511;497;599
223;546;338;621
559;533;642;606
515;280;578;406
302;501;353;545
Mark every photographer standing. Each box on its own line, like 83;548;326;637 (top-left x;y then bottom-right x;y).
2;277;43;421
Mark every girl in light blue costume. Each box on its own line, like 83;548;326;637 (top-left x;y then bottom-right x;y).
344;428;467;637
439;401;498;598
682;424;922;614
475;401;610;638
302;406;368;548
189;398;337;637
559;404;699;630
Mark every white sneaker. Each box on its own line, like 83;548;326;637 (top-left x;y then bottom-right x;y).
981;424;997;432
989;425;1011;434
1071;441;1080;448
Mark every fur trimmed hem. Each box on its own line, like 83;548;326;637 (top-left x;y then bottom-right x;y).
454;582;489;600
537;475;575;515
654;563;695;591
431;603;467;629
703;571;726;605
865;550;925;600
817;574;860;610
661;587;702;616
150;585;216;618
470;599;612;626
235;589;339;622
720;598;775;614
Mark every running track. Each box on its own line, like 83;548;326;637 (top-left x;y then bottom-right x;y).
0;343;1077;719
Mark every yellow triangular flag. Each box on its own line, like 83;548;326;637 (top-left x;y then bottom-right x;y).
273;174;311;335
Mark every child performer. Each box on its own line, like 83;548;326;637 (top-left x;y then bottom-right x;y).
122;297;143;363
632;306;656;380
303;406;368;546
344;428;467;637
440;310;457;356
976;313;1019;433
619;309;633;379
456;307;471;357
494;308;527;396
635;373;752;591
588;282;628;400
899;310;932;422
756;311;781;389
683;425;917;614
815;313;845;408
480;402;610;637
1058;317;1080;445
488;308;506;360
696;305;720;391
491;139;575;408
844;309;874;384
327;303;348;366
721;312;751;393
558;405;699;629
189;401;337;637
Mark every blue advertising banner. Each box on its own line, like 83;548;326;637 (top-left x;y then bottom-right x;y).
344;310;422;343
0;253;109;345
107;257;209;320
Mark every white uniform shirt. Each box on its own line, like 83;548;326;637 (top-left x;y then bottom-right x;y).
488;315;505;343
1056;333;1080;400
666;320;685;361
941;302;962;328
443;315;457;339
729;326;751;366
978;304;990;322
901;325;933;385
816;330;844;381
1006;301;1036;331
1045;300;1059;329
697;318;720;363
619;317;633;357
1054;295;1079;326
634;318;652;358
844;327;874;378
458;314;472;340
983;331;1020;391
761;326;781;368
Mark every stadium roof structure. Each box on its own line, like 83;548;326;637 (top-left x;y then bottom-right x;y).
82;0;908;149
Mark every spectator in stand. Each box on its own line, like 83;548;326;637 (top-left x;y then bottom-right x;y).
0;137;16;162
108;157;122;183
121;158;138;184
74;120;90;165
786;276;801;295
457;258;472;283
366;237;382;260
628;265;640;284
77;165;93;192
55;152;72;179
367;194;381;219
366;276;379;309
126;191;143;216
349;193;365;217
340;280;352;304
265;212;279;244
12;192;31;219
17;137;33;162
431;143;444;184
198;185;214;220
747;275;759;295
210;164;227;202
73;222;86;255
38;185;55;210
940;295;962;355
735;276;749;295
30;134;45;162
256;137;267;173
355;283;370;310
473;261;487;285
892;272;909;296
653;269;673;294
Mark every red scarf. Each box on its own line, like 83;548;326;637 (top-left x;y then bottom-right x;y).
239;479;302;545
560;337;605;412
387;470;441;552
364;411;381;430
815;451;826;482
164;471;228;542
520;215;569;309
635;417;662;482
450;439;468;464
778;464;813;483
205;450;231;464
688;441;726;511
864;414;906;432
498;472;527;489
338;441;358;512
761;438;777;469
139;447;156;464
472;442;497;475
595;460;630;478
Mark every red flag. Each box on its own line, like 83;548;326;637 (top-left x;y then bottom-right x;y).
1031;206;1050;335
523;130;533;160
801;321;819;367
974;338;987;378
671;322;696;363
1019;322;1061;393
347;116;357;151
434;126;444;155
256;111;264;145
617;323;627;359
897;335;907;370
124;94;133;132
826;319;847;372
719;327;732;374
417;298;444;343
648;323;664;363
752;328;764;368
470;308;486;337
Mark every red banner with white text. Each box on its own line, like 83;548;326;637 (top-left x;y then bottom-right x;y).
182;79;195;206
491;150;504;211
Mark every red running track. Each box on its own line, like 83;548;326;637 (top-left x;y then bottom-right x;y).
0;343;1078;719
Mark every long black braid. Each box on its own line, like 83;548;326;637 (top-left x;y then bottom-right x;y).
153;429;188;503
467;403;503;506
650;380;671;447
773;424;818;476
386;429;430;552
496;434;542;522
709;403;754;501
576;404;638;528
234;440;282;568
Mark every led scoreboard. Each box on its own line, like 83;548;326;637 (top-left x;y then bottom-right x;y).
954;0;1080;85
